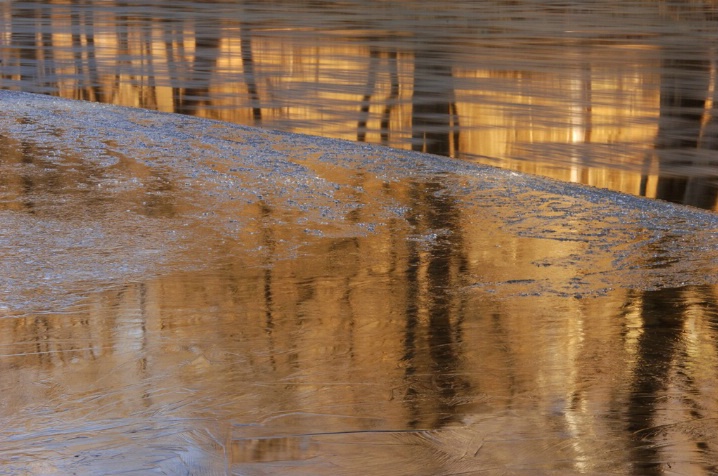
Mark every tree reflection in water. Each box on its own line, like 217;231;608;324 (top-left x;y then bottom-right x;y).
4;0;718;207
627;35;718;473
402;180;468;429
410;43;459;157
4;1;718;474
652;54;718;209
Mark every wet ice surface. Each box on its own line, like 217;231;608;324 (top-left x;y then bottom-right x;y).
3;91;718;474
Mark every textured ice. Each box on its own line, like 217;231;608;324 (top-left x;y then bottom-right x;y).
3;91;718;474
2;90;717;313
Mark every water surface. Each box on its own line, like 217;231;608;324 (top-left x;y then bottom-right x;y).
4;0;718;208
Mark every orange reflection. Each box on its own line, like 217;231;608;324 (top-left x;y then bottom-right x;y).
3;89;718;472
8;1;717;206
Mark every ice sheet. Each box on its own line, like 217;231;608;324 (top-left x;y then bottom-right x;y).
2;91;717;308
2;91;718;474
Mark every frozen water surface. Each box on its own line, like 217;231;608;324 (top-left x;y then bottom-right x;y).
3;91;718;474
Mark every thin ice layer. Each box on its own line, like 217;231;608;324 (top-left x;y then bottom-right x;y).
1;90;717;313
3;92;718;474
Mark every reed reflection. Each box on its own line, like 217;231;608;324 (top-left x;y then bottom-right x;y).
5;194;718;472
402;180;468;428
410;44;459;157
240;22;262;123
652;51;718;209
7;242;718;471
402;43;466;424
623;234;718;475
8;0;718;204
356;43;399;144
640;288;718;473
175;23;221;116
626;287;688;475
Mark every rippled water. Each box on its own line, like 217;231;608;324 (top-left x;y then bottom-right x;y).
3;0;718;208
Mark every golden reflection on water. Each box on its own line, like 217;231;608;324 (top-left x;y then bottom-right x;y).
3;246;718;473
4;0;718;208
2;95;718;473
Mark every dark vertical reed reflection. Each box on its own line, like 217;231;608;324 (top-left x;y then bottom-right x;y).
402;180;468;429
19;141;39;213
411;45;459;157
70;0;103;102
625;282;718;475
653;50;718;209
176;24;222;115
357;41;400;145
625;287;685;475
696;286;718;474
381;50;400;145
8;1;42;85
260;202;277;371
357;48;380;142
240;23;262;123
